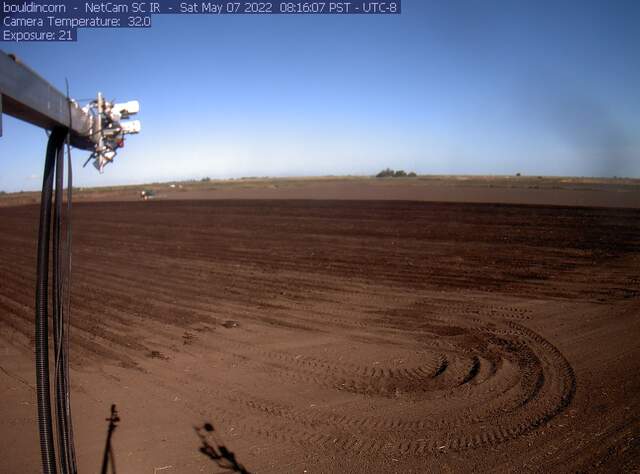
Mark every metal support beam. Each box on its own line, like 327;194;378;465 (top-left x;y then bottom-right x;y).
0;51;95;150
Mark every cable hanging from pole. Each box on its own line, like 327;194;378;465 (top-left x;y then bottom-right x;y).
36;127;67;474
64;79;78;474
36;125;77;474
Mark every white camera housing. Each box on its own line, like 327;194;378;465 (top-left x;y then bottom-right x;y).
113;100;140;119
83;93;141;173
120;120;141;134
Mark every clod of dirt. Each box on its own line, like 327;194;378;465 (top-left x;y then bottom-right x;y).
222;320;240;329
148;350;169;360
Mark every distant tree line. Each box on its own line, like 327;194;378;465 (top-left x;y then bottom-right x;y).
376;168;417;178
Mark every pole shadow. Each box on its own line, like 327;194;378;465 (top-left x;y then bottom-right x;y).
100;404;120;474
195;422;250;474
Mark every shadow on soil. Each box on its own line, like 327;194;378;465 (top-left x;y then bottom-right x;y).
195;422;251;473
97;406;250;473
100;404;120;474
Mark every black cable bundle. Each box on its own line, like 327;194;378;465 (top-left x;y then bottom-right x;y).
36;127;77;474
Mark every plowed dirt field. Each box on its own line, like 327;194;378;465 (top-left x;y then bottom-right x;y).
1;196;639;473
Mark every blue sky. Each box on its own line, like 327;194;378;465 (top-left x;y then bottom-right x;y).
1;0;639;191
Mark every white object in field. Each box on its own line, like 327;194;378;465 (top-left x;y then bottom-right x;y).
112;100;140;119
120;120;141;134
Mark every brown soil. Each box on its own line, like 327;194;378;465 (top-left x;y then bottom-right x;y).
1;191;639;472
